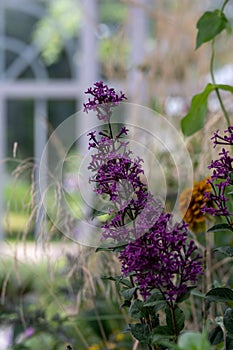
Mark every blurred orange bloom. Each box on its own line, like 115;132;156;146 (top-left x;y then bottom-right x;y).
179;178;212;231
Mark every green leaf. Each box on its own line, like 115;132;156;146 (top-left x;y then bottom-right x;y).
196;10;230;49
120;299;131;308
96;241;127;252
215;84;233;93
156;340;180;350
181;83;233;136
166;306;185;334
90;207;108;219
208;223;232;233
120;287;138;301
143;289;164;302
226;334;233;350
191;289;206;299
151;325;173;336
206;288;233;302
144;300;167;312
178;332;212;350
208;326;224;345
176;286;196;303
151;314;160;328
129;323;150;343
224;308;233;334
129;299;147;319
214;246;233;257
181;84;214;136
101;275;132;288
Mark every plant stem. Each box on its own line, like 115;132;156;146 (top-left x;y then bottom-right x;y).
205;222;212;292
130;275;139;300
202;246;207;331
205;220;216;321
210;39;230;126
108;120;114;139
170;303;179;343
220;0;229;12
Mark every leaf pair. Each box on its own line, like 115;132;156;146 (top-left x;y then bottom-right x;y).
181;7;232;137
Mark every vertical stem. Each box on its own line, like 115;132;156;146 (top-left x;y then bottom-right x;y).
108;120;114;139
130;275;139;300
209;0;230;126
129;278;159;350
220;0;229;12
170;303;179;343
190;294;199;331
202;248;207;331
210;40;230;127
202;219;214;330
205;221;212;292
205;220;216;321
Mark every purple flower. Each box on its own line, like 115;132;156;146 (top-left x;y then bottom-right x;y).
83;81;127;122
88;128;162;242
101;193;162;242
208;148;233;183
15;326;35;344
119;213;203;302
0;326;13;349
24;327;34;338
211;126;233;148
202;143;233;217
84;82;203;303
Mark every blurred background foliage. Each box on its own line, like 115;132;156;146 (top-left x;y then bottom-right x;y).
1;0;233;349
32;0;81;66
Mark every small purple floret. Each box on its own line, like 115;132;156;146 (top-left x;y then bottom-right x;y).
83;81;127;122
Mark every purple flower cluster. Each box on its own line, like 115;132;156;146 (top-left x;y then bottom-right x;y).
88;128;162;241
119;213;203;302
202;129;233;218
211;126;233;148
101;193;162;242
83;81;127;121
84;82;203;302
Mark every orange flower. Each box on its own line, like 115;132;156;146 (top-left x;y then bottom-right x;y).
179;178;212;231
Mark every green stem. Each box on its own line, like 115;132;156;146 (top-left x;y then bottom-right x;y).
220;0;229;13
202;248;208;331
170;303;179;343
210;40;230;126
108;120;114;139
163;297;179;344
205;220;216;321
130;275;139;300
129;277;157;350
